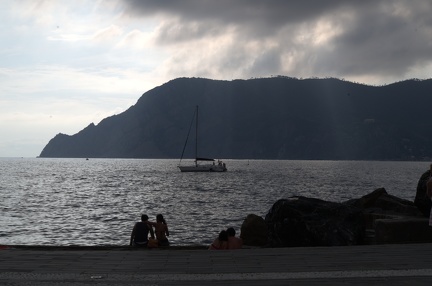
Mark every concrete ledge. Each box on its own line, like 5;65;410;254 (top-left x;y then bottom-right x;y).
375;217;432;244
0;244;208;251
3;243;432;285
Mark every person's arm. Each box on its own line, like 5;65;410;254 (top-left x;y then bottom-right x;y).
427;178;432;198
209;238;219;250
130;224;136;246
165;225;169;237
149;225;155;239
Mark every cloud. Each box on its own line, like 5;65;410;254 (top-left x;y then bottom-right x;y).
119;0;377;39
0;98;128;157
0;63;163;157
117;0;432;84
0;65;148;96
115;29;155;51
7;0;432;85
47;25;124;43
313;1;432;79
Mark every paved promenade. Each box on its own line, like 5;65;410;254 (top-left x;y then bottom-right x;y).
1;243;432;285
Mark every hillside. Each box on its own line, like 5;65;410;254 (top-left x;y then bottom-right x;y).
39;77;432;160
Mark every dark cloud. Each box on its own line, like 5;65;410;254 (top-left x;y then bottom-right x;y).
316;1;432;78
121;0;378;37
121;0;373;25
249;48;283;76
119;0;432;83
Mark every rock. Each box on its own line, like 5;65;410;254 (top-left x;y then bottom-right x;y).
240;214;268;247
374;217;432;244
265;197;365;247
345;188;428;244
414;170;432;217
346;188;423;217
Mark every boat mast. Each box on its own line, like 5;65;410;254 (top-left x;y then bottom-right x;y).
179;106;197;166
195;105;198;167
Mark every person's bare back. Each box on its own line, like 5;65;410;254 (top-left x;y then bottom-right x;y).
226;227;243;249
154;223;168;240
228;236;243;249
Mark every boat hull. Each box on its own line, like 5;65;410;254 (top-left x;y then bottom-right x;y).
178;164;227;172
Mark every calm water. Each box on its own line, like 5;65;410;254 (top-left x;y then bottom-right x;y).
0;158;427;246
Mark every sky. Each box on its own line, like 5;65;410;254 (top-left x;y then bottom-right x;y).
1;0;432;157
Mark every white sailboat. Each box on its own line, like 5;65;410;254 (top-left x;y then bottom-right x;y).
178;106;227;172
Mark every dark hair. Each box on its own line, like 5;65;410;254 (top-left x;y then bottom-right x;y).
227;227;235;237
156;214;166;224
141;214;149;221
218;230;228;242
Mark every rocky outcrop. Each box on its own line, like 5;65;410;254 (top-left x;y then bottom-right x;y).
374;217;432;244
265;197;365;247
263;187;430;247
346;188;423;217
345;188;429;244
245;170;432;247
414;169;432;217
240;214;268;247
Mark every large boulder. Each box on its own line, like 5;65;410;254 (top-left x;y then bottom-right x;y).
345;188;428;244
414;169;431;217
374;217;432;244
265;197;365;247
346;188;423;217
240;214;268;247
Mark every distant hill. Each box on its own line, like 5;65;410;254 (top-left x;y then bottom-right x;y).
39;77;432;160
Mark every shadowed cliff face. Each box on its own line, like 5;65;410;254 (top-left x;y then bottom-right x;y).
40;77;432;160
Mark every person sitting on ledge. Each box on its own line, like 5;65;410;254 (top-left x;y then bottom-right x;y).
427;164;432;227
209;230;228;250
130;214;155;247
147;214;170;246
227;227;243;249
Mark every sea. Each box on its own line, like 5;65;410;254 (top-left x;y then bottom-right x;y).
0;158;428;247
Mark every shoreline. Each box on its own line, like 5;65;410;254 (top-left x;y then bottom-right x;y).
0;244;209;251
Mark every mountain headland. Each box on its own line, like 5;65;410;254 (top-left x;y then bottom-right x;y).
39;77;432;160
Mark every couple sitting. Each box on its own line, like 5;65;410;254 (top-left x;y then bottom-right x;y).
130;214;170;247
209;227;243;250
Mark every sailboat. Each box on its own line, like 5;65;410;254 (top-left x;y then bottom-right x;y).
178;106;227;172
